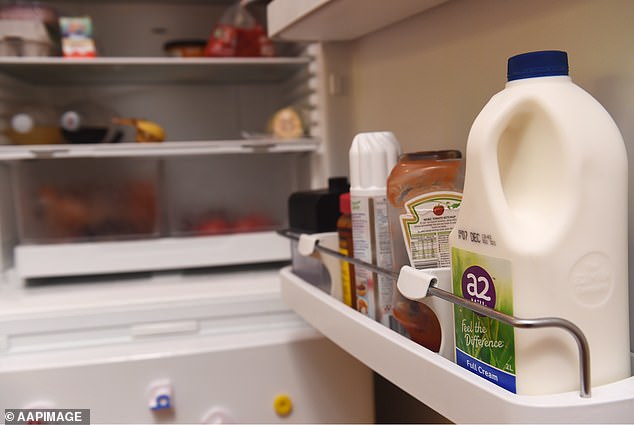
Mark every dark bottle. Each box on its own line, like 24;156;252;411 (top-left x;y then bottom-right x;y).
287;177;350;292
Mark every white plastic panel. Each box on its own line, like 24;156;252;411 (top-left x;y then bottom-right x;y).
267;0;449;41
1;265;297;355
0;332;374;424
15;232;290;279
0;266;373;423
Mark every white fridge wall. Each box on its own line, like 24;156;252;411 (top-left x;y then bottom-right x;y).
0;331;374;424
50;2;230;57
319;0;634;352
0;267;374;423
0;331;373;423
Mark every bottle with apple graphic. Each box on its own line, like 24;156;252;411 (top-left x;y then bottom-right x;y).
386;150;463;360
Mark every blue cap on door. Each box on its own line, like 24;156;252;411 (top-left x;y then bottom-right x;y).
507;50;569;81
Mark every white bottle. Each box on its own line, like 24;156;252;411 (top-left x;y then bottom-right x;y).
1;103;62;145
449;50;631;395
349;131;401;326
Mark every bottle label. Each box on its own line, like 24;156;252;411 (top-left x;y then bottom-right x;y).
399;191;462;269
451;247;516;393
339;246;353;307
351;195;393;325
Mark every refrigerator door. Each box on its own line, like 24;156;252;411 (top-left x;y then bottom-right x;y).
280;267;634;423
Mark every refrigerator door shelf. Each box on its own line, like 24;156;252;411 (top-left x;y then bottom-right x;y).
279;266;634;423
15;231;289;279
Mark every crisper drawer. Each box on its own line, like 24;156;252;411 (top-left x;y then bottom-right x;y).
14;157;160;244
8;153;306;279
165;155;290;237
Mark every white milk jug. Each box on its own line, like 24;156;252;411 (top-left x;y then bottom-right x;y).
449;50;631;395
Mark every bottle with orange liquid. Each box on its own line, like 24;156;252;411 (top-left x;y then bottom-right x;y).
386;150;463;359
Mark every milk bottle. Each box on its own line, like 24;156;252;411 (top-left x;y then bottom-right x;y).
449;50;631;395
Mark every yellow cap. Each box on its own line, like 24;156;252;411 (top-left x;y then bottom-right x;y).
273;393;293;417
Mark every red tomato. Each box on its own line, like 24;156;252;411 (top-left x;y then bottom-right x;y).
234;214;272;232
196;217;231;235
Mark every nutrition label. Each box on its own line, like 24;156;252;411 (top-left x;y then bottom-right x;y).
399;191;462;269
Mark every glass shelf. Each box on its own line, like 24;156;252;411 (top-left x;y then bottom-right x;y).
0;138;319;160
0;56;311;85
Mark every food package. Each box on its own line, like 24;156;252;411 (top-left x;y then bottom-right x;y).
268;107;305;139
111;117;166;143
59;16;97;58
163;39;207;57
0;1;61;56
204;0;274;57
0;20;54;56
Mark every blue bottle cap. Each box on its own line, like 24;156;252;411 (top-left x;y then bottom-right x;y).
507;50;569;81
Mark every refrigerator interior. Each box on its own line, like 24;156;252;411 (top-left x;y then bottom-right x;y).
0;0;328;280
2;0;634;423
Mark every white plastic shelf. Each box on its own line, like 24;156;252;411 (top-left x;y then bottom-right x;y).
15;232;290;279
0;138;319;160
280;266;634;423
0;265;306;361
0;57;311;84
267;0;449;41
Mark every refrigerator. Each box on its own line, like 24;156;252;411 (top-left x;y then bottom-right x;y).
0;0;377;423
0;0;633;423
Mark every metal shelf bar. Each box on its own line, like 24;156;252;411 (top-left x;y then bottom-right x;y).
278;229;592;398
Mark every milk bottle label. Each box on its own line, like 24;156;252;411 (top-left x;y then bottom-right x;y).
451;247;517;393
399;191;461;269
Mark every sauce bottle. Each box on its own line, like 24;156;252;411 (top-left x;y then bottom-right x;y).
387;150;463;358
337;192;356;308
